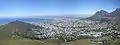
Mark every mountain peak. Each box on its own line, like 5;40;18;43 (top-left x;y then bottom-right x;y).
97;10;109;13
110;8;120;16
99;10;106;12
114;8;120;12
94;10;109;16
116;8;120;11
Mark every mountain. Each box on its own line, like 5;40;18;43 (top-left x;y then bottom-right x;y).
115;12;120;24
112;10;120;31
85;8;120;21
94;10;110;17
110;8;120;17
0;20;41;40
86;10;112;21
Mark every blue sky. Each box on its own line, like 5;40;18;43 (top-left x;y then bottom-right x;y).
0;0;120;18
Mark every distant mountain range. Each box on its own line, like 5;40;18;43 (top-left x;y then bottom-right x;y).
86;8;120;21
29;15;84;20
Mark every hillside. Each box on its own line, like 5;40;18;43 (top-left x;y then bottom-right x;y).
115;13;120;24
0;20;41;40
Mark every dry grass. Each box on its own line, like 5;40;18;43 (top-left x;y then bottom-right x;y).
0;38;90;45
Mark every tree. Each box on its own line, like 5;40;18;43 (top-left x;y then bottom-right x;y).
58;36;76;42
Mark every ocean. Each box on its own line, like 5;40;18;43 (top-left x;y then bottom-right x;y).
0;18;54;24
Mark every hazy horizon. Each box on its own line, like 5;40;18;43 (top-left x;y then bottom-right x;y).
0;0;120;18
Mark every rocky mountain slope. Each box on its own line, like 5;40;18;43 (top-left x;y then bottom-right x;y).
110;8;120;17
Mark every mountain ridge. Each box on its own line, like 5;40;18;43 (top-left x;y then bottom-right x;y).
85;8;120;21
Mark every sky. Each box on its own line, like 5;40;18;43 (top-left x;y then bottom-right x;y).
0;0;120;18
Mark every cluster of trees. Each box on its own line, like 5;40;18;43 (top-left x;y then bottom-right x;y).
58;36;76;42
